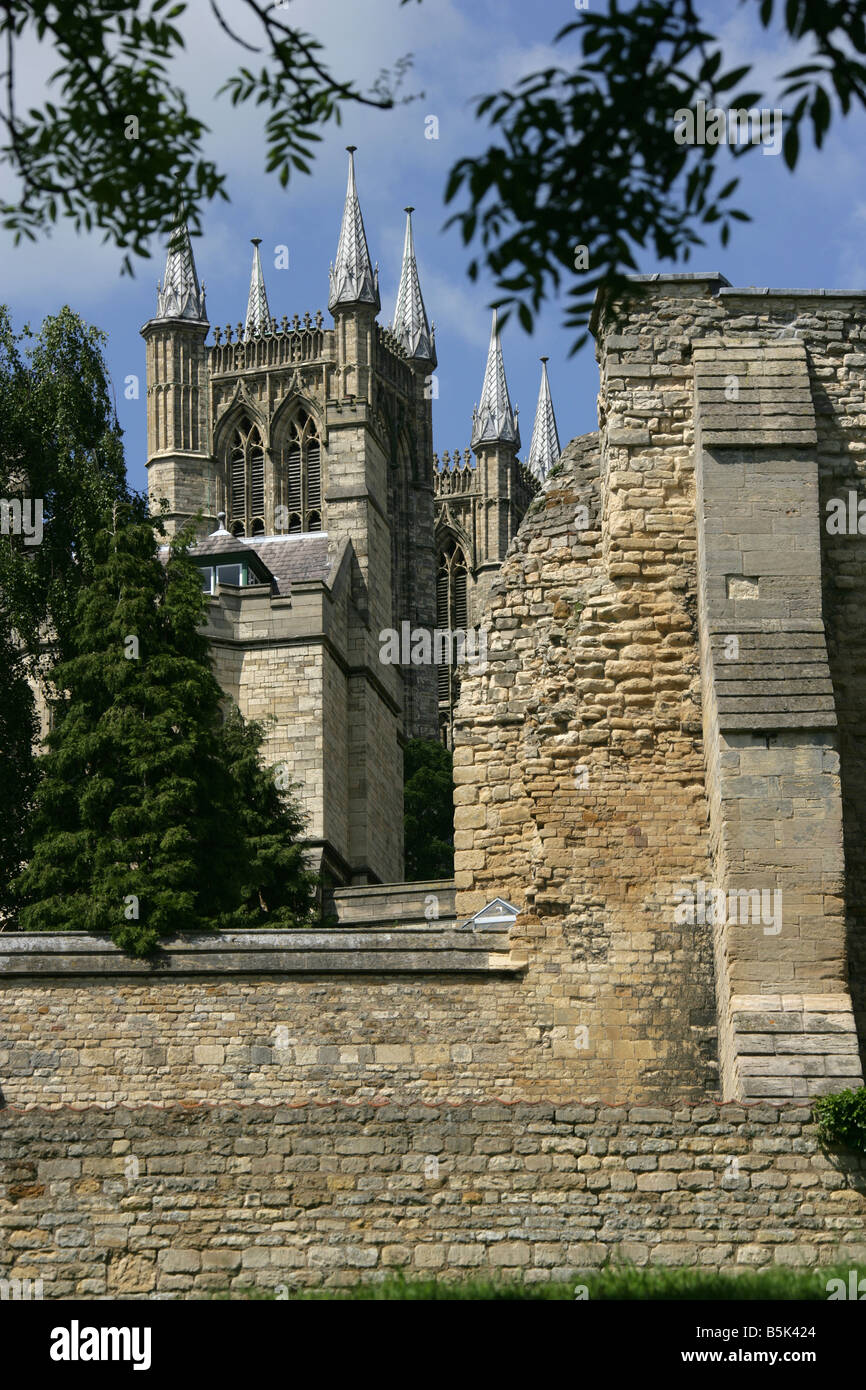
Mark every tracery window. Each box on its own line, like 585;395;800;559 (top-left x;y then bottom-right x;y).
280;410;323;534
227;415;265;537
436;537;468;712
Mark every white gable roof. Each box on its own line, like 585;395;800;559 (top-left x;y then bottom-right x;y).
461;897;521;930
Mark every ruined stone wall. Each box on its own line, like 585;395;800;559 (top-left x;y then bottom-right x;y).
453;277;866;1102
597;282;866;1089
453;431;719;1100
2;1101;863;1297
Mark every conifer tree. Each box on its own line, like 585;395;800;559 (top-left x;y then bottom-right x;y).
218;706;316;927
13;505;313;953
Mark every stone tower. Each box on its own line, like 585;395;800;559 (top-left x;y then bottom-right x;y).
432;321;551;743
470;310;524;610
141;149;439;883
141;224;213;533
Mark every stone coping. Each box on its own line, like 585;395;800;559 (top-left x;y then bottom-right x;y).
0;1099;825;1118
0;926;522;978
591;272;866;333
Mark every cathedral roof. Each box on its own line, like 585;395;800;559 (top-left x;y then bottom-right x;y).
392;208;435;365
328;146;380;312
527;358;561;482
245;238;272;339
155;222;207;322
471;309;519;450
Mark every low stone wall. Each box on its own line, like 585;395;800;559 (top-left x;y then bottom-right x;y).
1;1101;864;1296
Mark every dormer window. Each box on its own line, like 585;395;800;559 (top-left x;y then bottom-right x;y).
198;561;249;594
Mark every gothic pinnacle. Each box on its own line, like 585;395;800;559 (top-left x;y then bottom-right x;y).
471;309;519;450
328;146;380;312
527;356;561;482
244;237;272;339
392;206;435;366
155;221;207;322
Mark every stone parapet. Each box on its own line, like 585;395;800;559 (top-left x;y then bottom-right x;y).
0;926;518;978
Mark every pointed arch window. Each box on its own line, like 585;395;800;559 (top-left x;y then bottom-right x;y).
279;410;324;533
227;415;265;537
436;537;469;725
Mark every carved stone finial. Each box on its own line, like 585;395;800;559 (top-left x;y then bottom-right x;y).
527;357;561;483
244;240;271;341
391;206;435;366
155;221;207;322
328;146;380;312
471;309;520;450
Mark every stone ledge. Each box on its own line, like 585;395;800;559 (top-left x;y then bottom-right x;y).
0;928;523;978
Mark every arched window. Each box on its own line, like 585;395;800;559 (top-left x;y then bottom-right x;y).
227;415;265;537
436;537;469;718
279;410;324;533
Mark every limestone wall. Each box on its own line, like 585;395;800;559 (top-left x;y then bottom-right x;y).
452;432;719;1100
452;276;866;1102
0;968;572;1108
1;1101;863;1296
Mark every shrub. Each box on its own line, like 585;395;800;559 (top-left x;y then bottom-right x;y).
813;1087;866;1153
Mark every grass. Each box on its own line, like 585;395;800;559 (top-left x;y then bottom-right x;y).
210;1264;866;1301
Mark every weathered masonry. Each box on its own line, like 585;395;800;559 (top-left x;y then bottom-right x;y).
1;1102;864;1297
5;274;866;1295
452;274;866;1105
7;275;866;1112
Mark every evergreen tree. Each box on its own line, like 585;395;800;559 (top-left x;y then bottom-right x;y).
12;506;313;953
217;706;316;927
403;738;454;882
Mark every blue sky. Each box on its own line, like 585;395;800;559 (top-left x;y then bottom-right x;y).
2;0;866;497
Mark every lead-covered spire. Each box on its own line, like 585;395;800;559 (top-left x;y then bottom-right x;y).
244;237;271;339
392;207;435;366
471;309;519;449
156;221;207;321
527;357;561;482
328;146;380;312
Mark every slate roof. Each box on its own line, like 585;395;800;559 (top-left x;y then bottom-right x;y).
242;535;333;594
166;532;336;596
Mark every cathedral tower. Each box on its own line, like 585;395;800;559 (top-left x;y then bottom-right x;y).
141;224;213;535
470;310;524;609
389;206;438;741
